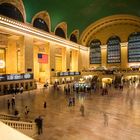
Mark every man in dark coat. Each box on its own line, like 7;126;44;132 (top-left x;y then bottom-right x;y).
35;116;43;135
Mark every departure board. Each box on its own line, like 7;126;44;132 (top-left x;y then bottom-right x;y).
107;36;121;63
128;32;140;62
90;40;101;64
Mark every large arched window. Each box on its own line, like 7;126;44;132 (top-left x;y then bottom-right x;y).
70;34;77;43
55;27;66;38
33;18;49;32
90;39;101;64
128;32;140;62
107;36;121;63
0;3;24;22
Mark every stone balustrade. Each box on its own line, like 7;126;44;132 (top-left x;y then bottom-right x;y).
0;113;20;121
1;119;37;138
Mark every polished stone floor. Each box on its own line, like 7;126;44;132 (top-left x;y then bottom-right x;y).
0;83;140;140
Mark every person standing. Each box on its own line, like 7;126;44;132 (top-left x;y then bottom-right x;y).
72;97;75;106
68;97;73;106
80;104;85;116
7;99;10;110
11;95;15;109
35;116;43;135
103;112;108;126
20;86;24;94
43;101;47;108
24;106;30;118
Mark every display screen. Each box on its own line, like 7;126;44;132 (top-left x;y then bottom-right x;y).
90;40;101;64
107;36;121;63
58;72;80;76
0;73;33;82
128;32;140;62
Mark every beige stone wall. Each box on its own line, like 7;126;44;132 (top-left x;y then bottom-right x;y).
33;41;50;83
6;38;17;74
24;36;33;73
71;50;78;71
121;43;128;69
87;24;140;45
78;49;89;71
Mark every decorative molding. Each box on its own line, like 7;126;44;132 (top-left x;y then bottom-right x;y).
0;15;88;51
80;14;140;46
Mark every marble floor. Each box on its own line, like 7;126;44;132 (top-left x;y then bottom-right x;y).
0;84;140;140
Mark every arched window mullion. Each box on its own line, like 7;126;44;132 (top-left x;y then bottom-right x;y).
55;27;66;38
107;36;121;63
0;3;24;22
70;34;77;43
90;39;101;64
128;32;140;62
33;18;49;32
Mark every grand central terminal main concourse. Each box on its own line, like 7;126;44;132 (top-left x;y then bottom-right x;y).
0;0;140;140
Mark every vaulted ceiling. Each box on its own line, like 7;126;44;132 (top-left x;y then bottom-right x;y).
16;0;140;35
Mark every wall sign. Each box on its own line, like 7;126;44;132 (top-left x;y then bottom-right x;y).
0;60;5;68
58;72;81;76
0;73;33;82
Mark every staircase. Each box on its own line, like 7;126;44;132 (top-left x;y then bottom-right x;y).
0;113;37;139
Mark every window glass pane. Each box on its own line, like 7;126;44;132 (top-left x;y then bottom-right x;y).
90;39;101;64
128;32;140;62
107;36;121;63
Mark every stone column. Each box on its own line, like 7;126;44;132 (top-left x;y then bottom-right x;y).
24;36;33;73
101;45;107;68
120;42;128;69
6;38;17;74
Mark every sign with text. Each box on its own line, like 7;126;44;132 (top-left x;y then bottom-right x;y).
58;72;81;76
0;73;33;82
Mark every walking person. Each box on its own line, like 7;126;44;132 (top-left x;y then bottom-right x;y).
20;86;24;94
11;95;15;109
103;112;108;126
80;104;85;116
72;97;75;106
35;116;43;135
24;106;30;119
68;97;73;106
43;101;47;108
7;99;10;110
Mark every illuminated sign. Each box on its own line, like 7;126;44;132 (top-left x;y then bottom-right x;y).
0;60;5;68
58;72;80;76
69;72;74;75
0;74;6;82
0;73;33;82
74;72;80;75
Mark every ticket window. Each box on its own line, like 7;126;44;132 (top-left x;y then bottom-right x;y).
15;83;19;88
30;82;32;87
3;85;8;94
25;83;28;90
10;84;14;90
0;85;2;93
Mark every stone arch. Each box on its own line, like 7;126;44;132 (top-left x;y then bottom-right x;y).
0;0;26;22
32;11;51;32
80;14;140;46
54;22;67;38
69;29;79;43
